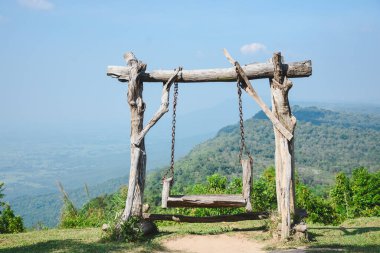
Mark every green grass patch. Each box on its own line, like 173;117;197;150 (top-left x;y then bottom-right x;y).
306;217;380;252
0;217;378;252
266;217;380;252
0;228;163;253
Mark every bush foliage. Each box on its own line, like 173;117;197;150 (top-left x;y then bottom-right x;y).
59;167;379;229
0;182;24;233
59;183;127;229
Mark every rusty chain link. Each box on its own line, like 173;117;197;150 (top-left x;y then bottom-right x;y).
237;78;253;162
163;81;179;181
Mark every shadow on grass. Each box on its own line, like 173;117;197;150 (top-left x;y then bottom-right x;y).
311;226;380;236
306;244;380;253
183;225;267;235
0;238;168;253
231;225;267;232
305;226;380;253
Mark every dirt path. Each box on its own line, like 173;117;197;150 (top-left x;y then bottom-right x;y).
162;234;268;253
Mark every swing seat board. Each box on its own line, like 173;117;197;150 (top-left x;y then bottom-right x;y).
166;194;246;208
142;212;269;223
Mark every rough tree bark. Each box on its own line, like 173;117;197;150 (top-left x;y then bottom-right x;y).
108;60;311;83
223;49;293;141
120;52;147;222
118;53;180;225
270;52;297;241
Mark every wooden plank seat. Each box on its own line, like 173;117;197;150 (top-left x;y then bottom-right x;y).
166;194;246;208
162;159;254;210
142;212;269;223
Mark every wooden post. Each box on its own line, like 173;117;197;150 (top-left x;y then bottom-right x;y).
270;52;297;241
120;52;147;222
161;177;172;208
107;53;181;229
242;159;253;212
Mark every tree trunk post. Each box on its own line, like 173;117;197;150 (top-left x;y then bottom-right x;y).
120;52;147;222
270;52;297;241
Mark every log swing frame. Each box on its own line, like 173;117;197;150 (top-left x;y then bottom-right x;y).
107;49;312;240
160;69;254;211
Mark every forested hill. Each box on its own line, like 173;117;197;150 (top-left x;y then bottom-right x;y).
145;106;380;204
12;106;380;227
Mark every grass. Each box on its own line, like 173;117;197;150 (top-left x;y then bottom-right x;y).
0;218;379;252
0;228;164;253
266;217;380;253
305;217;380;252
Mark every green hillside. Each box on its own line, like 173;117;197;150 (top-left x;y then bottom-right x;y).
12;106;380;227
146;106;380;204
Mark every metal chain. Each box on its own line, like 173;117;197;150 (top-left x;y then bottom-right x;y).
163;81;179;180
237;79;253;162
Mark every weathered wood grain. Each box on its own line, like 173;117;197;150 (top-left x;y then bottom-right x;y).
223;49;293;141
133;69;180;146
142;212;269;223
119;52;147;223
270;52;297;241
161;177;172;208
107;60;311;83
242;159;253;212
166;194;246;208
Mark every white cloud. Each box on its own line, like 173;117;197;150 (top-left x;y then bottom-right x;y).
18;0;54;11
240;43;266;55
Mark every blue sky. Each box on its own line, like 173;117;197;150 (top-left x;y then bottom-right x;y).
0;0;379;133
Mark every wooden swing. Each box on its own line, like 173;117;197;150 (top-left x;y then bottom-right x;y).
108;50;312;236
161;76;254;212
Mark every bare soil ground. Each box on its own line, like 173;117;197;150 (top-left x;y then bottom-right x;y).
162;233;267;253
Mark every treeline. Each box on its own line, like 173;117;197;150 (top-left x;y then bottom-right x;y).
59;167;379;228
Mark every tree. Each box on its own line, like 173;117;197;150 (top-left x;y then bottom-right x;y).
0;182;24;233
350;168;380;216
252;166;277;212
330;172;353;219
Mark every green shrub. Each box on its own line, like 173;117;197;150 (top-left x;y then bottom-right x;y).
102;216;144;242
59;182;127;228
350;167;380;217
297;184;339;224
329;168;380;221
330;172;354;219
252;166;277;212
0;182;24;233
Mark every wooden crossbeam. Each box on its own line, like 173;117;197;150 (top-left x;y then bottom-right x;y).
107;60;311;83
142;212;269;223
223;49;293;141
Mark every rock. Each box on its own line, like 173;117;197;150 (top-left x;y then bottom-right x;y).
294;224;307;233
102;223;110;232
139;220;158;236
143;204;150;213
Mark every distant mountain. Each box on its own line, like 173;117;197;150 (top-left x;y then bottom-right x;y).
11;175;128;228
11;106;380;227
